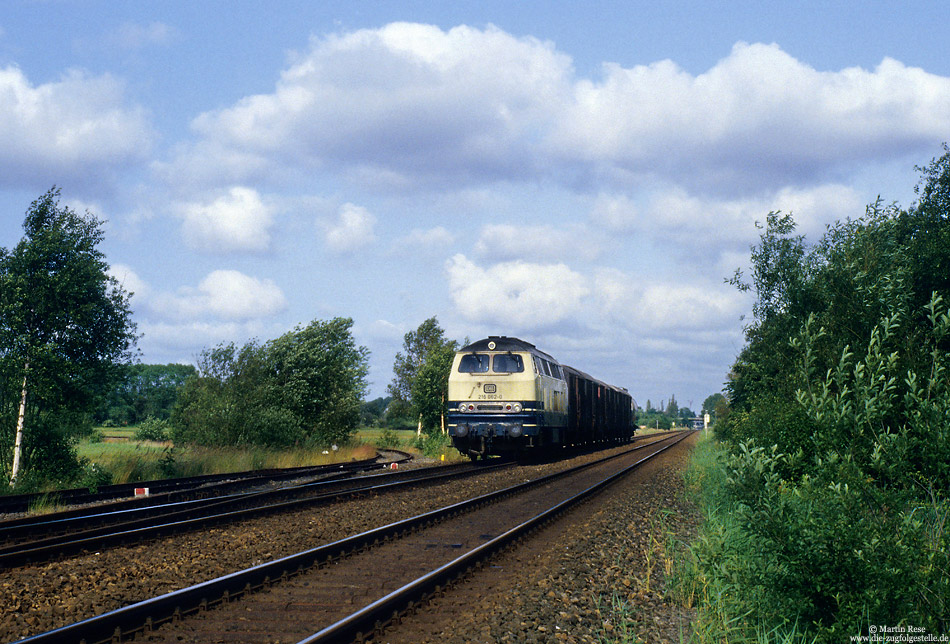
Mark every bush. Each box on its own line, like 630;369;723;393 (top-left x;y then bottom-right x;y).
77;459;113;493
375;428;401;449
413;432;451;458
134;417;170;442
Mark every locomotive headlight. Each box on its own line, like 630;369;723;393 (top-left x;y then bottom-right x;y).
512;402;523;413
458;403;468;413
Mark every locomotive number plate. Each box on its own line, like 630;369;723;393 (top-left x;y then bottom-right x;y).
483;384;496;394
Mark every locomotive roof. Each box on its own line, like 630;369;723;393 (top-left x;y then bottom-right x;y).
460;336;558;362
460;336;631;400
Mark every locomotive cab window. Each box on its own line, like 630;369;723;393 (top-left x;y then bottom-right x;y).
458;353;490;373
492;354;524;373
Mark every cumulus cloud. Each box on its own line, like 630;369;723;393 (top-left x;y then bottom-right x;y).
590;183;863;252
555;42;950;190
177;187;274;252
445;253;747;338
107;263;151;300
475;223;603;262
445;254;589;327
173;22;571;188
165;26;949;196
0;65;152;189
149;269;287;321
322;202;376;253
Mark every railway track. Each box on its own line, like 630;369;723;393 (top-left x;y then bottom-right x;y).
0;452;409;516
0;457;510;569
17;431;693;644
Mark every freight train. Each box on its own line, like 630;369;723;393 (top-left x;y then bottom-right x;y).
446;336;636;460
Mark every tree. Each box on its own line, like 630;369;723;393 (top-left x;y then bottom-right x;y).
387;317;457;431
97;363;197;425
706;147;950;639
268;317;370;445
388;318;450;404
172;318;369;447
701;393;726;421
411;342;458;434
0;188;136;486
665;394;679;417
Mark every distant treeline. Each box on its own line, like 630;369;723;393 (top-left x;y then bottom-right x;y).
95;363;196;426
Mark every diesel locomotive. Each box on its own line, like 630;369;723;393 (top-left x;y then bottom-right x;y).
446;336;636;459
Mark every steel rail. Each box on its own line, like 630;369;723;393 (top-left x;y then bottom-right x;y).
301;431;694;643
0;451;428;546
16;431;691;644
0;451;411;516
0;460;510;570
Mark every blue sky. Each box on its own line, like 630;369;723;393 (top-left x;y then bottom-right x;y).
2;1;949;412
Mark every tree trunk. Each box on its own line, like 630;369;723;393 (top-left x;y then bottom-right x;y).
10;361;28;486
440;393;446;435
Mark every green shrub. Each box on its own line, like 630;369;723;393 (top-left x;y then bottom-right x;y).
413;432;450;458
375;428;401;449
134;416;170;442
77;459;113;492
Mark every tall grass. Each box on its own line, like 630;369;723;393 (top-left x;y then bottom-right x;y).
666;433;820;644
78;435;379;485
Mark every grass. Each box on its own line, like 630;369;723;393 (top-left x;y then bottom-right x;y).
75;424;464;486
660;432;823;644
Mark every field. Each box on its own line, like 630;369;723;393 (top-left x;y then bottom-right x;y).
75;426;453;485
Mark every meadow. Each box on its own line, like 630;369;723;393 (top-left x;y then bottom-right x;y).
76;426;455;486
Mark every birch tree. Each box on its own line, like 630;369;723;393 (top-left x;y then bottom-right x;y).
0;188;136;486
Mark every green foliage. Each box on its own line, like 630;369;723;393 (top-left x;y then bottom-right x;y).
96;363;196;425
133;416;170;442
374;428;401;449
0;187;136;486
388;316;450;405
388;317;458;434
77;459;112;493
639;410;673;430
171;317;369;447
696;147;950;641
411;341;457;433
413;431;451;458
701;393;727;421
360;396;391;426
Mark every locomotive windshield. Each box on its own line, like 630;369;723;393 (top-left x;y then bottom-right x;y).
458;353;490;372
492;354;524;373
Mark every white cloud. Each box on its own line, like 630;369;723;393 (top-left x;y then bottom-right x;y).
174;22;572;188
475;223;602;262
592;268;748;332
149;269;287;321
166;27;949;195
322;202;376;253
178;187;274;252
107;263;150;300
445;254;589;328
0;65;152;188
591;183;863;253
444;254;747;341
554;42;950;190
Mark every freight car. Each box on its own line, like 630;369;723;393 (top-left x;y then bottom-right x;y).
446;336;636;460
